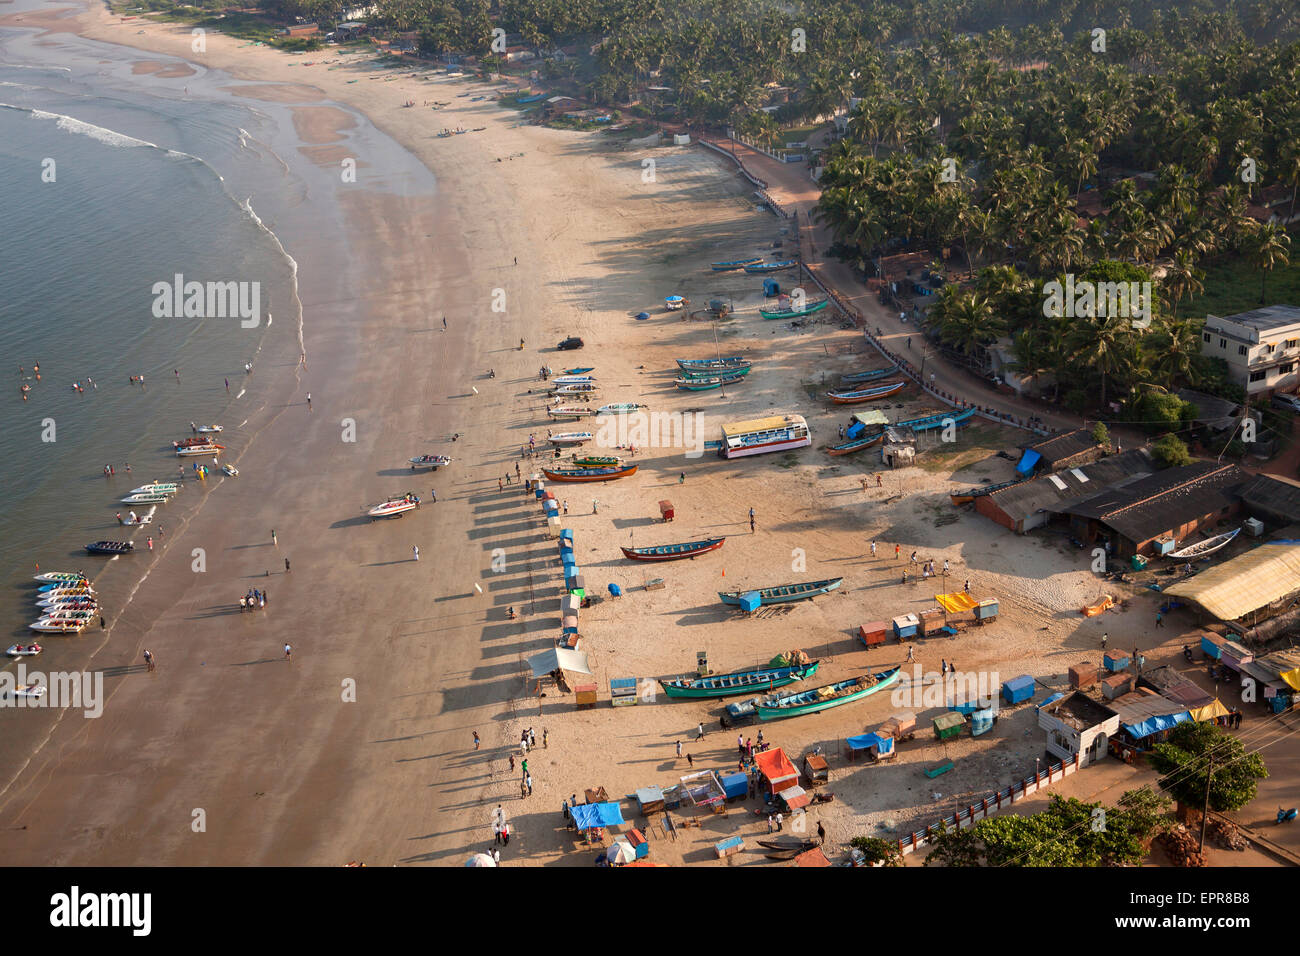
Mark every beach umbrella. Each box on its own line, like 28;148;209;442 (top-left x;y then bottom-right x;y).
606;841;636;865
465;853;497;867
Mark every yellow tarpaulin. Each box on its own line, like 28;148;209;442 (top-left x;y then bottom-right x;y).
1166;542;1300;621
1190;698;1230;723
1282;667;1300;692
1082;596;1114;617
935;592;978;613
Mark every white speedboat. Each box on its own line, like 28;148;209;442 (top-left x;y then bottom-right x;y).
176;444;223;457
222;464;239;477
3;684;46;699
367;493;420;519
122;493;170;504
33;571;89;584
37;608;96;621
129;483;178;495
30;618;88;633
408;455;451;470
547;406;596;420
119;513;153;526
6;644;42;657
36;586;94;599
549;375;597;386
548;432;594;447
194;424;223;433
37;594;97;607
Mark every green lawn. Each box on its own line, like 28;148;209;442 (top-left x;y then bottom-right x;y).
1179;255;1300;319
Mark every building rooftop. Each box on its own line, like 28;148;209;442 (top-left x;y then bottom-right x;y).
1063;461;1243;544
1176;389;1241;431
1211;305;1300;337
1025;428;1101;465
1166;540;1300;620
985;448;1154;523
1236;474;1300;523
1041;690;1115;730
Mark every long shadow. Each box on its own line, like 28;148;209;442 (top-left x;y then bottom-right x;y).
229;657;284;667
329;515;377;529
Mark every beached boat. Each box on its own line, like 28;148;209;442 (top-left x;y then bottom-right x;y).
595;403;646;415
675;373;747;391
676;357;750;372
86;541;134;555
718;415;811;459
755;667;900;721
678;364;751;380
1167;528;1240;560
550;375;597;386
37;582;93;595
176;443;224;457
222;464;239;477
29;618;87;634
826;381;906;404
37;608;96;620
949;475;1033;506
571;456;622;468
7;644;42;657
551;383;600;397
710;257;763;271
173;436;212;448
719;577;843;606
541;464;637;483
193;424;223;433
121;493;170;504
408;455;452;470
33;571;88;584
760;299;830;320
367;493;420;519
826;430;885;456
659;660;821;699
3;683;48;699
130;482;179;494
621;537;725;562
744;260;797;273
839;366;898;385
562;367;595;375
119;513;153;526
548;406;597;420
896;407;975;432
547;432;594;447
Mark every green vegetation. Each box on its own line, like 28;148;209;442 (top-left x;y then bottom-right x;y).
848;836;902;866
1148;721;1268;812
1151;434;1192;466
924;790;1171;866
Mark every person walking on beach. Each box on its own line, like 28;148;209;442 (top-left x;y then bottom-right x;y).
767;814;775;834
430;489;437;503
817;821;826;845
749;508;756;533
528;728;536;748
515;462;520;478
906;645;914;662
964;578;971;593
473;731;481;751
499;478;504;492
99;614;106;630
1100;633;1108;649
306;393;312;410
679;472;685;484
526;773;533;797
225;377;229;392
697;721;705;740
442;316;447;331
870;540;877;558
271;529;277;547
284;642;292;662
676;740;682;759
492;847;500;865
543;729;548;749
895;544;901;561
143;649;155;672
901;569;908;585
413;545;420;561
284;558;290;573
592;499;599;514
686;753;694;768
147;536;153;551
509;753;515;773
1155;611;1164;628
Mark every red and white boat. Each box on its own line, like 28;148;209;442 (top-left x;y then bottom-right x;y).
367;493;420;519
6;643;42;657
718;414;811;459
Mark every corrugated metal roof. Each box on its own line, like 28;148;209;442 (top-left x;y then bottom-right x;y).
985;448;1154;522
1106;690;1189;723
1064;462;1243;543
1166;541;1300;619
1026;428;1099;464
1237;474;1300;523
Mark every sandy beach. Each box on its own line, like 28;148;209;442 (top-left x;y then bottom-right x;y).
0;3;1283;868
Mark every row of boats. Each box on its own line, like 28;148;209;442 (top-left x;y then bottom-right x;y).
25;572;99;633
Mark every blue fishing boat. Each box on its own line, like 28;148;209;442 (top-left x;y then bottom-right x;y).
676;357;749;372
719;577;842;606
827;380;906;404
621;537;725;561
517;92;546;103
660;660;821;699
711;257;763;271
675;373;746;391
562;367;595;375
826;430;885;456
840;366;898;385
755;667;901;720
679;364;751;379
897;407;975;432
743;260;797;274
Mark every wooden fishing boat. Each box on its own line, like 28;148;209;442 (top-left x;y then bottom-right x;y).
756;838;819;852
760;299;830;320
1167;527;1240;560
562;367;595;375
755;667;901;721
719;577;843;606
541;464;637;483
595;403;645;415
659;661;820;699
710;257;763;271
840;366;898;385
571;456;622;468
33;572;88;584
550;375;597;386
826;430;885;456
896;407;975;432
548;406;596;419
679;364;751;379
367;493;419;519
675;373;746;391
743;260;797;273
175;443;224;457
676;357;748;372
621;537;725;562
86;541;134;555
173;436;213;448
409;454;452;470
826;381;906;404
7;644;43;657
949;475;1032;506
551;383;600;397
547;432;593;446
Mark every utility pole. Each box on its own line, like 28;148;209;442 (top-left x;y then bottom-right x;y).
1198;749;1215;855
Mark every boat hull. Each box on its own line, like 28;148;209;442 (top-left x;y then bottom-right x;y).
826;431;884;455
711;258;763;271
759;300;830;320
719;577;843;605
660;662;820;699
827;381;906;404
621;537;725;562
756;667;900;720
898;407;975;432
541;465;637;483
1166;527;1240;560
840;366;898;385
677;357;747;371
744;261;797;273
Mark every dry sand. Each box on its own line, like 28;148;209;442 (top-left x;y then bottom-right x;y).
0;3;1277;867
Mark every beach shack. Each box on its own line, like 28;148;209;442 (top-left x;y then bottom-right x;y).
571;801;625;843
802;753;830;787
679;770;728;814
1038;691;1120;765
719;772;749;802
635;786;665;816
892;613;920;640
1001;674;1036;705
858;621;888;647
1108;691;1192;752
933;712;964;740
752;747;800;796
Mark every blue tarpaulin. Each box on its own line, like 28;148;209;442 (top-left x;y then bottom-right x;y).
608;583;622;597
875;734;894;755
846;421;866;439
1122;712;1191;740
571;802;625;830
970;707;996;736
1002;674;1036;704
1036;692;1066;711
846;733;885;752
1016;449;1041;476
720;772;748;799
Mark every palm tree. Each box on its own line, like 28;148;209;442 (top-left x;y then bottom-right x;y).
1065;311;1138;410
1245;222;1292;303
1162;249;1205;317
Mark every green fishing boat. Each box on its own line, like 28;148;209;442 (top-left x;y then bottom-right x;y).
759;299;830;320
659;661;820;699
755;667;900;720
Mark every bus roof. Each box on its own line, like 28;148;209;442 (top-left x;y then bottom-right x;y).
721;415;807;436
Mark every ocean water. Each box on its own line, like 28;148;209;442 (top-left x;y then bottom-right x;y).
0;31;299;645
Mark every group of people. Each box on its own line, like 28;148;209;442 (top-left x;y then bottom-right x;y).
239;588;267;612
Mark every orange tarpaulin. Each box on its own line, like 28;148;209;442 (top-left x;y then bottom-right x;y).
1082;595;1113;617
935;592;978;613
753;747;800;794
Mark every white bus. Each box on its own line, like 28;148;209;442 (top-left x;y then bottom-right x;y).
719;415;811;459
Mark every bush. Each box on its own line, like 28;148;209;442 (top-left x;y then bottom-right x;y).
1064;387;1090;413
849;836;903;866
1152;434;1192;466
1091;421;1110;447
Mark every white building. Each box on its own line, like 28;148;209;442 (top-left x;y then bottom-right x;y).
1038;692;1120;766
1201;305;1300;397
